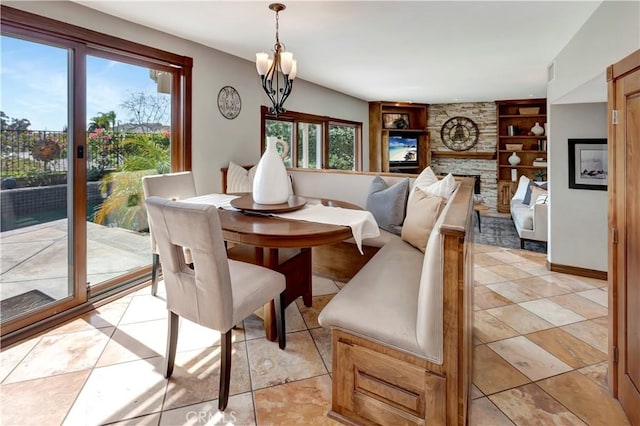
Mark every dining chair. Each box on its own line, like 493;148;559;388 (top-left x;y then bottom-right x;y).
141;172;197;296
144;196;286;411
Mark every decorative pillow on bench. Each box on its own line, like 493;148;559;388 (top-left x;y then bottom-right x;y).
227;161;256;193
410;166;457;202
401;187;445;252
365;176;409;235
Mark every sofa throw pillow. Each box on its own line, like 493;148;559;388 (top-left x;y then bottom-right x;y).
513;175;531;201
365;176;409;235
401;187;445;252
408;166;439;204
424;173;457;200
528;185;548;207
523;181;547;205
227;161;256;193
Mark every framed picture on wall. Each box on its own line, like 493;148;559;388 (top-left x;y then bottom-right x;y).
382;113;410;129
568;138;608;191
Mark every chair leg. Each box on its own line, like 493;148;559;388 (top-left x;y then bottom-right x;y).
151;253;160;296
274;292;286;350
219;331;232;411
165;311;179;378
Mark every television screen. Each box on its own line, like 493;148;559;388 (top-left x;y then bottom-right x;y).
389;136;418;163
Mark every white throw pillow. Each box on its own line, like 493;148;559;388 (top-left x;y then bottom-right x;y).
409;166;439;204
513;175;530;201
227;161;256;193
424;173;457;200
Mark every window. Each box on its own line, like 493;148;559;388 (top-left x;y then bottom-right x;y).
261;106;362;170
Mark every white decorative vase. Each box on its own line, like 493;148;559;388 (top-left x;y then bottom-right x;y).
531;122;544;136
252;137;290;204
508;152;521;165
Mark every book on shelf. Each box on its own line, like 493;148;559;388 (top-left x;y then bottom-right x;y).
533;160;548;167
537;139;547;151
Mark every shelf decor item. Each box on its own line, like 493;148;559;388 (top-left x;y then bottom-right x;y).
511;169;518;182
505;143;523;151
519;107;540;115
440;116;479;151
382;113;410;129
508;152;521;165
252;136;290;204
531;122;544;136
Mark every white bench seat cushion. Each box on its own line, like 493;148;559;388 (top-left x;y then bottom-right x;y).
318;237;424;357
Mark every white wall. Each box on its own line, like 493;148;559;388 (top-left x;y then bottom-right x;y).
7;1;369;194
548;0;640;104
548;103;608;272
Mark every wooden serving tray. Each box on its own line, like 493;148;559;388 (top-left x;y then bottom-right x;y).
230;194;307;213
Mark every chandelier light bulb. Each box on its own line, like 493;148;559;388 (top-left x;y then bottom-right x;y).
256;53;269;75
279;51;294;75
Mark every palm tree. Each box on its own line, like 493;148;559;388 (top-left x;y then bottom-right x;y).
88;111;116;132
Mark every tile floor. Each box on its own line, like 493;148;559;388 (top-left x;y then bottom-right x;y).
0;243;631;425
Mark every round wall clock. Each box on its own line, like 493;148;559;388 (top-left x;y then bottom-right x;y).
217;86;241;119
440;116;479;151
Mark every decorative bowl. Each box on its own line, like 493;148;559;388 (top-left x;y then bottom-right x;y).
505;143;523;151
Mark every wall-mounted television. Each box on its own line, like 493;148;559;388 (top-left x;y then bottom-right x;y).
389;135;418;166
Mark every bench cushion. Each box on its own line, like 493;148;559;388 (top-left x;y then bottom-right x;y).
318;237;424;357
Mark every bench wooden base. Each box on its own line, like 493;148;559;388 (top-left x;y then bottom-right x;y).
330;329;450;426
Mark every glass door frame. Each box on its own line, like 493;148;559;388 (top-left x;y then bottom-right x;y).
0;5;192;338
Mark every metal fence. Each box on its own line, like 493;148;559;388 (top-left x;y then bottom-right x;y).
1;129;124;180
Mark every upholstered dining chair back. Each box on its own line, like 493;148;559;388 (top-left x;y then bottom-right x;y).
142;172;196;295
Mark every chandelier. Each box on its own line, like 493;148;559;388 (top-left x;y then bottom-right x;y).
256;3;297;116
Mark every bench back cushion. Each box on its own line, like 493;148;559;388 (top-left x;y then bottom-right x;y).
415;184;459;364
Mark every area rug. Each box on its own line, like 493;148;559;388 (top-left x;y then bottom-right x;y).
474;216;547;254
1;289;55;322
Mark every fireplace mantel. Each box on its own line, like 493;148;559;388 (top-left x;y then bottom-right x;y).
431;151;496;160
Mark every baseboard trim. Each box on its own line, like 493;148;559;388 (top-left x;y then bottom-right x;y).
547;261;607;280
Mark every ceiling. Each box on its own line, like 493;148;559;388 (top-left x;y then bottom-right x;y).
74;1;602;104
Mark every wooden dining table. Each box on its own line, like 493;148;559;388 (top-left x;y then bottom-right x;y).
218;195;359;341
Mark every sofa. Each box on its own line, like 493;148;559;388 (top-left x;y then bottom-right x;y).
510;176;548;249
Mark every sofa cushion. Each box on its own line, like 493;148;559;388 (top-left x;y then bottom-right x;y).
401;188;444;252
365;176;409;235
523;180;547;205
513;175;530;201
318;237;424;357
227;161;256;193
528;185;548;207
512;203;534;230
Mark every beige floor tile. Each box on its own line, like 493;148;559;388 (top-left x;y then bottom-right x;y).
578;361;608;389
45;299;130;336
163;342;251;411
473;311;520;343
485;264;533;281
474;267;509;285
0;337;40;383
576;288;608;307
486;305;553;334
474;286;513;311
539;273;595;292
160;392;255;426
296;294;334;329
246;331;327;390
473;253;505;267
485;250;529;264
562;319;608;353
312;275;340;296
243;302;307;341
5;327;114;383
0;370;90;426
486;281;542;303
506;249;546;263
64;357;167;425
254;374;337;425
471;384;484;400
489;383;587;425
469;397;515;426
97;319;166;367
518;299;586;326
472;243;503;254
310;327;332;373
549;293;608;319
509;261;553;277
108;413;161;426
472;345;530;395
488;336;572;381
512;276;572;298
119;294;169;325
538;371;630;425
177;317;245;352
526;328;607;368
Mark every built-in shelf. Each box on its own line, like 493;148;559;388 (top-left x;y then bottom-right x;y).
498;114;546;119
499;165;547;169
498;135;547;139
502;150;546;154
431;151;496;160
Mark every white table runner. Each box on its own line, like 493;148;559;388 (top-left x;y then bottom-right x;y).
182;194;379;254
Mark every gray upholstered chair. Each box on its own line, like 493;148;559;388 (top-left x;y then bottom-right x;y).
144;196;286;411
141;172;197;296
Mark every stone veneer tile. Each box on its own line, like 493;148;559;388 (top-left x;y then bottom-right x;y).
525;328;607;368
473;311;520;343
246;331;327;390
489;383;587;425
0;370;90;426
486;305;553;334
469;397;515;426
488;336;572;381
254;374;336;425
472;345;529;395
163;342;251;411
474;286;513;311
537;371;630;425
